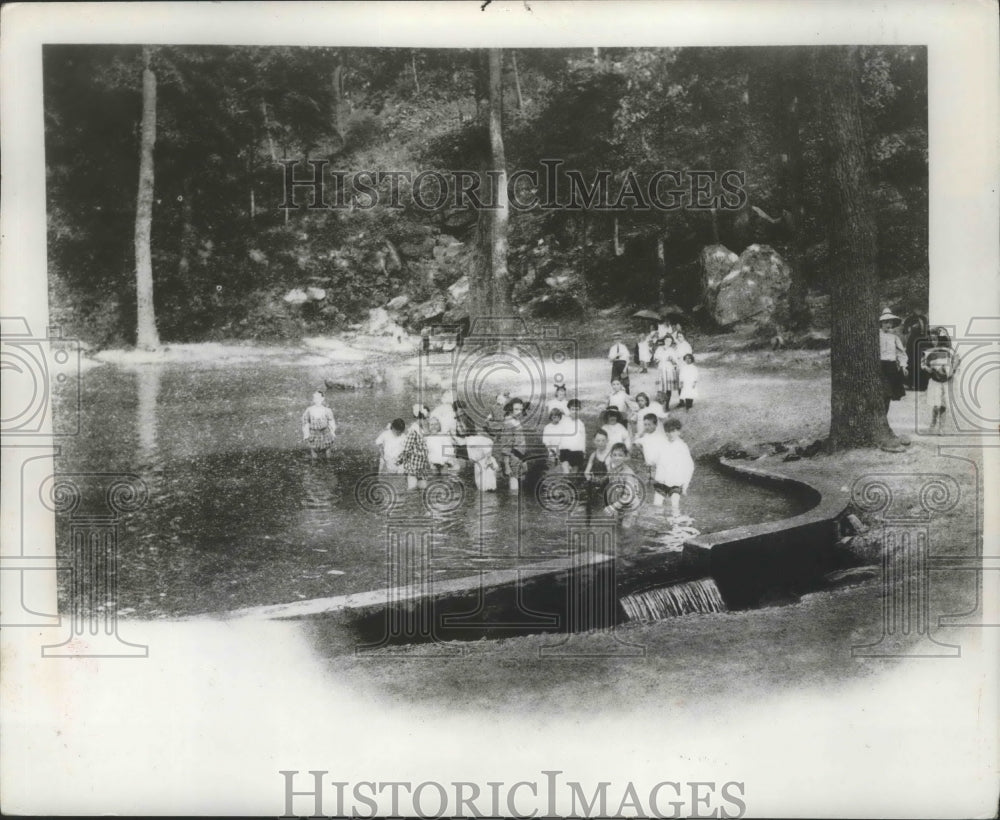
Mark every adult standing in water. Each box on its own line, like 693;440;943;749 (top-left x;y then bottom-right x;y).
878;308;909;447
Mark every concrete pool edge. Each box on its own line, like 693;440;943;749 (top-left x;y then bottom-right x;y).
682;457;854;608
217;550;614;622
213;456;849;625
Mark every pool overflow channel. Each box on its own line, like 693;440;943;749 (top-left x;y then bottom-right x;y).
273;459;866;646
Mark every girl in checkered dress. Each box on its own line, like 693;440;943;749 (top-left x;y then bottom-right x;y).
399;405;432;490
301;391;337;460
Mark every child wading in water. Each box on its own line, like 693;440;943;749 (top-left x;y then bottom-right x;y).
302;391;336;460
648;417;694;526
375;418;406;474
584;429;613;518
465;425;499;492
500;398;528;492
399;405;431;489
601;442;644;529
921;326;960;435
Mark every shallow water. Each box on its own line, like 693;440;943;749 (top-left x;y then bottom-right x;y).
53;363;812;617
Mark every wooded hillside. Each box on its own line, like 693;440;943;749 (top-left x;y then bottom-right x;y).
44;45;927;346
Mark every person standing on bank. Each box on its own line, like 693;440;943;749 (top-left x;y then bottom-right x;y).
921;326;960;435
878;308;909;420
608;331;632;394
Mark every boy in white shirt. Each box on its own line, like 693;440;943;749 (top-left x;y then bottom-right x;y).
424;416;456;474
607;331;632;394
632;413;667;471
561;398;588;472
375;418;406;474
648;417;695;524
606;379;635;414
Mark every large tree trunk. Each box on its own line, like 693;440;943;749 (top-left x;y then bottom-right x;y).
134;45;160;350
470;49;513;319
822;46;893;449
771;48;810;329
488;49;512;315
511;50;524;111
411;50;421;95
331;53;347;148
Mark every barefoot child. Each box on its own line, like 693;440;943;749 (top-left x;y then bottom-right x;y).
301;391;336;460
649;417;694;524
375;418;406;474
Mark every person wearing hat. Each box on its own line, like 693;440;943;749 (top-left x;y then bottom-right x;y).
608;331;632;394
878;308;909;415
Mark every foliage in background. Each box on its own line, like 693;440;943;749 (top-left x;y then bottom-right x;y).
43;45;926;346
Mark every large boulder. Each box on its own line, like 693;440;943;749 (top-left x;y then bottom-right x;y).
447;275;470;305
713;244;792;327
386;294;410;312
700;244;739;312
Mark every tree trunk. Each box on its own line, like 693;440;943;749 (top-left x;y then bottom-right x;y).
411;51;421;95
486;49;512;315
773;49;811;329
260;100;278;162
511;50;524;111
177;180;195;280
822;46;893;449
134;45;160;350
331;54;346;147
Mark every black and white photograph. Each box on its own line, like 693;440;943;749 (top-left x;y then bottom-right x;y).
2;2;998;817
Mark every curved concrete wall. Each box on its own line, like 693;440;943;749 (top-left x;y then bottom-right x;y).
683;458;852;609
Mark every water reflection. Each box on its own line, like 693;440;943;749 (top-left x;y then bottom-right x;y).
54;364;813;618
136;367;161;466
